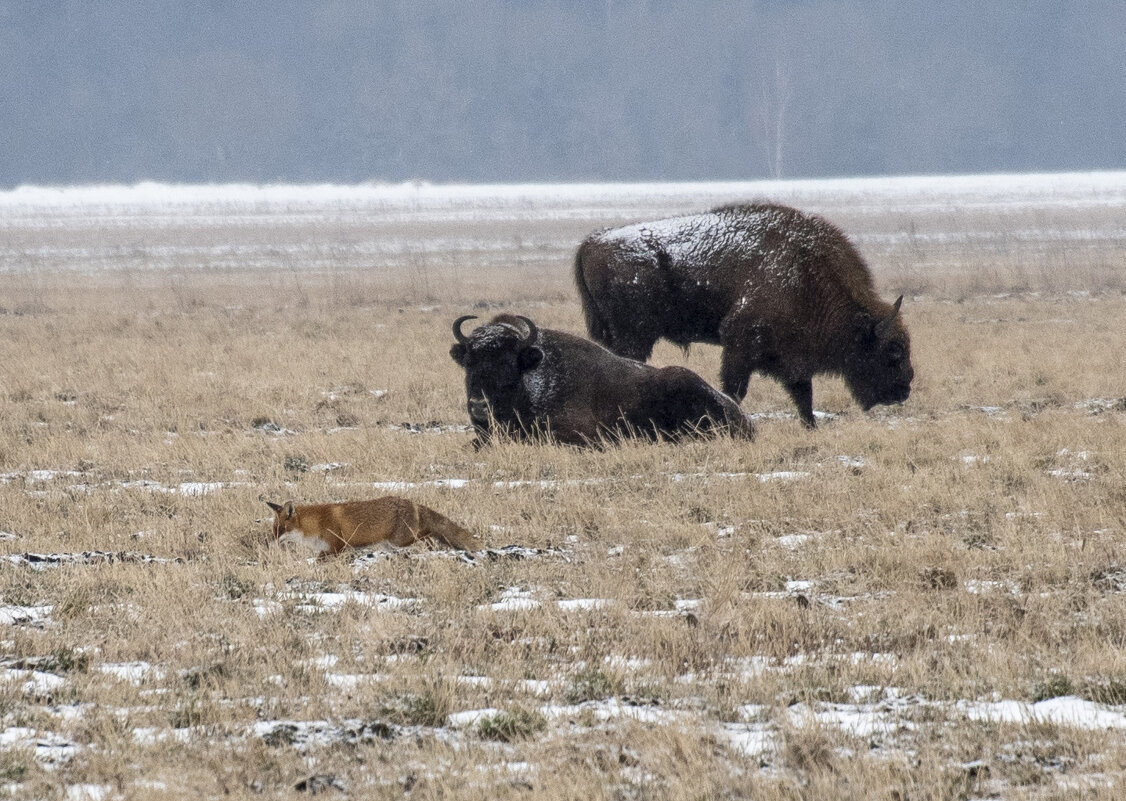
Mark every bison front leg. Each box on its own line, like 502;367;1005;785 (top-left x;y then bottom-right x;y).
719;345;755;402
785;378;817;428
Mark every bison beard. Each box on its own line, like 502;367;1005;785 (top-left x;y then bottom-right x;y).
574;203;914;428
449;314;755;447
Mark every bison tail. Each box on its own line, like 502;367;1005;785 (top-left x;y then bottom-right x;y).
573;244;612;346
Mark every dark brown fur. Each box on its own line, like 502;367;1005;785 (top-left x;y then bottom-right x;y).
449;313;755;447
265;497;477;557
574;203;914;427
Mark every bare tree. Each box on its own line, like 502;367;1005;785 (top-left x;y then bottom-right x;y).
753;56;791;179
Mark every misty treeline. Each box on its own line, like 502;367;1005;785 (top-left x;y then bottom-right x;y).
2;0;1124;186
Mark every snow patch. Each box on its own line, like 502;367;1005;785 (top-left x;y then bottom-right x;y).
310;462;346;473
478;587;541;612
556;598;613;612
0;668;66;696
959;696;1126;730
447;708;501;728
0;726;78;766
1;552;180;569
97;662;162;684
0;605;53;626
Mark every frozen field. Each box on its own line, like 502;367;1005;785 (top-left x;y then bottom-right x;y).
3;171;1126;292
1;174;1125;799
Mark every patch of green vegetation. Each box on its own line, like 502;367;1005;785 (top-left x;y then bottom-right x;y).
283;454;308;474
1080;674;1126;705
218;571;253;600
379;683;451;727
45;646;89;674
1030;673;1075;702
168;695;207;729
476;707;546;742
565;668;618;704
0;753;27;783
180;662;227;691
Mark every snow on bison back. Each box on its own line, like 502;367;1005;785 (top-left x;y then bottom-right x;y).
573;202;914;428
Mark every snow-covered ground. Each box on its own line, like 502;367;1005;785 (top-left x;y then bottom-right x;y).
2;171;1125;275
3;171;1126;216
2;173;1124;795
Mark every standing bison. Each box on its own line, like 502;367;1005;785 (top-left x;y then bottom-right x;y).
449;314;755;447
574;203;914;427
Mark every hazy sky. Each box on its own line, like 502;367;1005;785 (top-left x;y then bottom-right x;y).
2;1;1124;186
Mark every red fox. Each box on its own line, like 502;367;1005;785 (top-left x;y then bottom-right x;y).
265;497;478;558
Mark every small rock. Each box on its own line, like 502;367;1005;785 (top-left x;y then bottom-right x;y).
294;774;345;795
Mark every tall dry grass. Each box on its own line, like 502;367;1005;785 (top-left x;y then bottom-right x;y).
0;197;1125;799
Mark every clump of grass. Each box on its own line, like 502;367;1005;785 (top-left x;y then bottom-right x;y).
168;695;209;729
1079;675;1126;705
44;646;90;674
918;566;959;590
779;720;840;777
54;579;133;620
180;662;228;692
476;707;547;742
283;454;308;474
564;668;618;704
217;571;253;600
379;680;454;727
260;723;299;747
0;751;27;782
623;681;666;707
1030;673;1075;702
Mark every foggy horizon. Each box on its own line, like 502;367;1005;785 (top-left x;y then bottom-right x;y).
3;1;1124;189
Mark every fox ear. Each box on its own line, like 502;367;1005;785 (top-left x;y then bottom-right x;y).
282;501;296;519
265;501;283;513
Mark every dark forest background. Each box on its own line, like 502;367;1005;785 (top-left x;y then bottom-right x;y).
2;0;1124;186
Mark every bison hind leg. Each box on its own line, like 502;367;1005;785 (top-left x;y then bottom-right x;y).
719;322;779;402
585;306;657;362
605;328;658;362
785;378;817;428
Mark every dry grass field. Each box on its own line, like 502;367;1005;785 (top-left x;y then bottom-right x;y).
1;177;1125;799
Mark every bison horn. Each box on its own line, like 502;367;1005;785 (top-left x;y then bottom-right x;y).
452;315;478;344
514;315;538;343
874;296;903;338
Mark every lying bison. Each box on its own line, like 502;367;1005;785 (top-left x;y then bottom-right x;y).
449;314;755;446
574;203;914;427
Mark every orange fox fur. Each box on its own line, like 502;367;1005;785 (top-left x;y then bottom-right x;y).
265;496;477;557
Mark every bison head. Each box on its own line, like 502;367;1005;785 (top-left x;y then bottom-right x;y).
449;314;544;436
844;296;914;411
